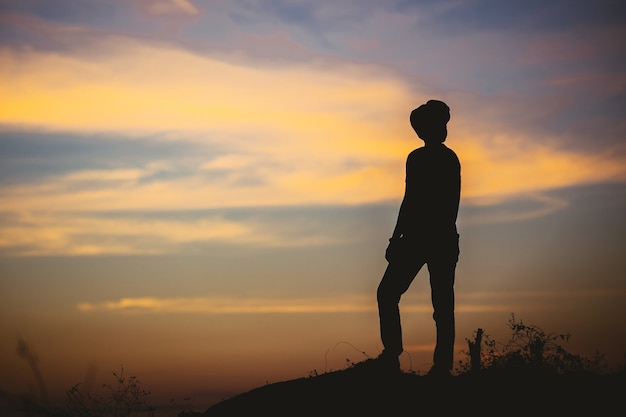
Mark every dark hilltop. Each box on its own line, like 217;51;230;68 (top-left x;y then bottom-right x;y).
188;363;624;417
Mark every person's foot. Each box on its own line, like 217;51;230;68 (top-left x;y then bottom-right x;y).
351;350;400;373
375;350;401;371
426;365;452;378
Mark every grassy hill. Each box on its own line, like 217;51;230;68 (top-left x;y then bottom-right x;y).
189;316;625;417
189;364;624;417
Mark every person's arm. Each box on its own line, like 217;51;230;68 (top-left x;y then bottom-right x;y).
388;152;416;243
390;187;410;241
385;182;413;262
385;152;420;262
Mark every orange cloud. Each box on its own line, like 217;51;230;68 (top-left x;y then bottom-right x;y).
458;134;626;201
1;29;626;256
76;289;625;315
2;33;625;205
78;295;377;314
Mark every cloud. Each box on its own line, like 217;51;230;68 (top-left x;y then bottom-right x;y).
1;23;626;256
0;32;414;217
457;133;626;202
138;0;200;17
0;188;586;257
0;34;408;136
77;289;625;315
460;192;569;225
0;208;351;256
78;294;376;314
1;32;625;204
74;294;446;315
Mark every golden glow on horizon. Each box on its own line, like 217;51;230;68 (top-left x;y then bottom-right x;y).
75;289;626;315
77;295;377;314
75;294;508;315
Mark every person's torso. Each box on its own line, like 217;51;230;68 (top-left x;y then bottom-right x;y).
403;144;460;238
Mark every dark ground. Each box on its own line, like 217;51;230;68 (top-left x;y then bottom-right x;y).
186;362;625;417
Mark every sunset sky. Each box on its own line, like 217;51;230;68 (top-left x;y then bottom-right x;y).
1;0;625;409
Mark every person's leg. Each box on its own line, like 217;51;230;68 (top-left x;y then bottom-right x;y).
377;259;424;357
428;260;456;371
428;234;459;373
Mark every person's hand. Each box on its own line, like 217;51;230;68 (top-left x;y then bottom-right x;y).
385;237;402;263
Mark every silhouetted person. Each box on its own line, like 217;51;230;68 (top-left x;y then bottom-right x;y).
376;99;460;377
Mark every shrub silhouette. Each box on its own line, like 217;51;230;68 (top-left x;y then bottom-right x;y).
457;313;608;375
66;367;155;417
16;337;49;405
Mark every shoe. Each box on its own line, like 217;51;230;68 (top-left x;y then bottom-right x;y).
374;350;401;371
426;365;452;378
351;350;400;373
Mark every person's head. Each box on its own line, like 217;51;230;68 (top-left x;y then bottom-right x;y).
410;100;450;144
